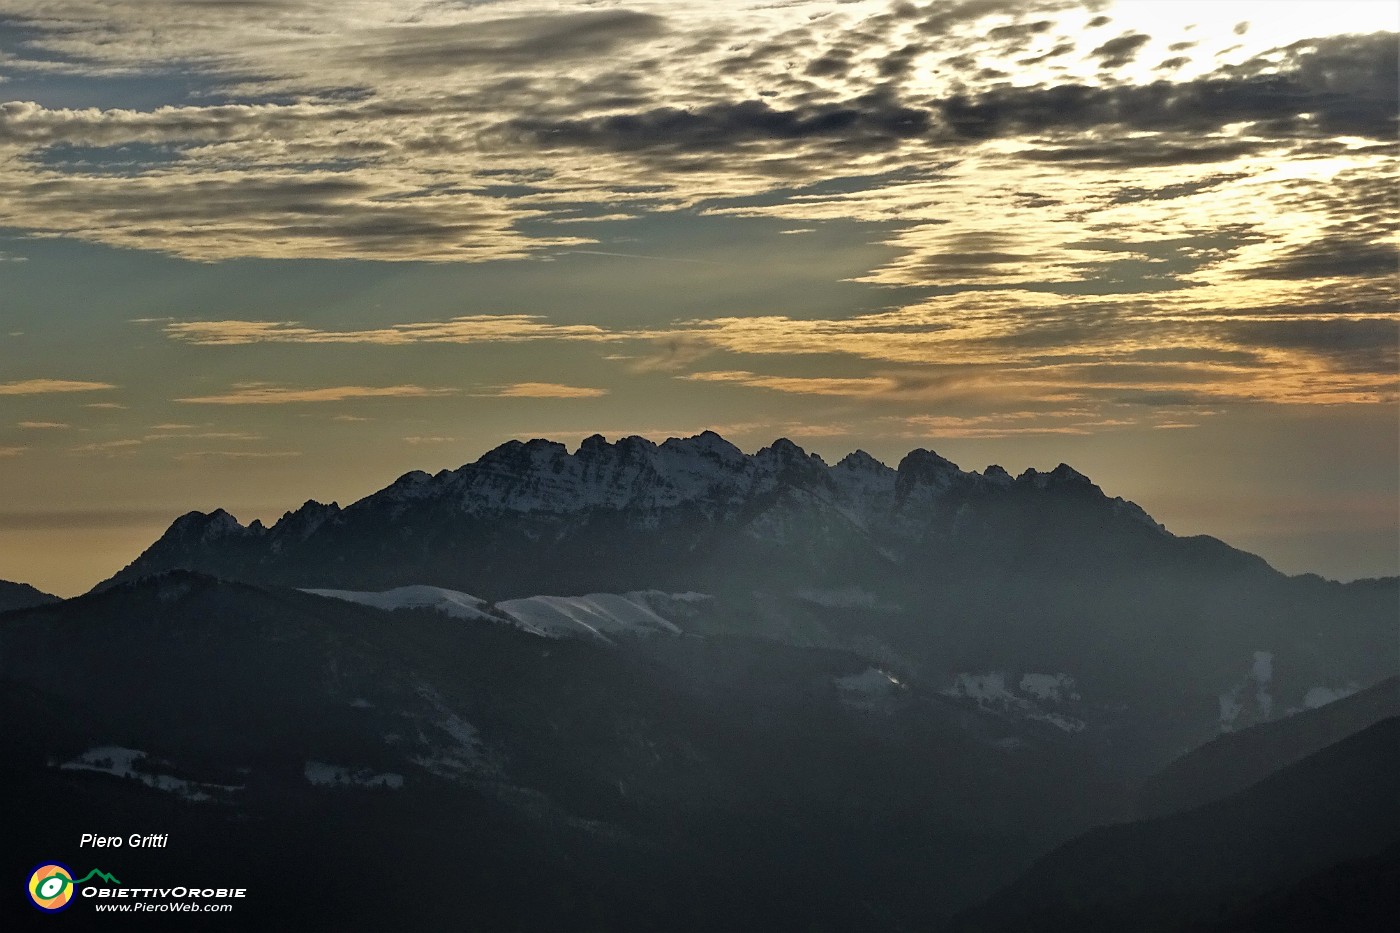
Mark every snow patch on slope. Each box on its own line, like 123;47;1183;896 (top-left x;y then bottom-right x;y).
943;672;1087;733
303;585;493;621
304;761;403;789
407;683;497;781
60;746;242;802
1302;684;1360;709
1219;649;1276;732
303;584;706;642
1020;672;1080;702
1253;650;1274;720
946;672;1019;706
836;668;903;709
495;592;687;643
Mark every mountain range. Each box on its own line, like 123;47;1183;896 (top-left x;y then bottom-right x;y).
99;433;1397;765
3;432;1395;930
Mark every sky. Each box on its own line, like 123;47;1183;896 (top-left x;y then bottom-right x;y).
0;0;1396;596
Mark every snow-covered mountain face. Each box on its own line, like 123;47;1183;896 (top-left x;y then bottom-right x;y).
306;585;709;644
360;433;1158;535
103;432;1167;597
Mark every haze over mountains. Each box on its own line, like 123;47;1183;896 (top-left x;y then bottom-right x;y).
953;718;1400;933
3;432;1395;929
101;433;1396;756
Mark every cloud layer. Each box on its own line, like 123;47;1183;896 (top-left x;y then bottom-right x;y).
1;1;1395;425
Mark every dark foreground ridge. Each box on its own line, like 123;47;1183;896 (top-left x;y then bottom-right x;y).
0;578;59;613
953;718;1400;933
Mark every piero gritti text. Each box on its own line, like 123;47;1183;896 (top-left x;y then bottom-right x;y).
80;833;170;848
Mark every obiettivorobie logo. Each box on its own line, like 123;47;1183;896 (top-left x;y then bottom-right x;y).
25;861;248;915
27;863;121;913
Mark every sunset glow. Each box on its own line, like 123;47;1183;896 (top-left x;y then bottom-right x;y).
0;0;1395;593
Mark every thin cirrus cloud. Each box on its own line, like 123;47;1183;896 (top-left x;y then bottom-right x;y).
174;451;302;461
0;379;116;394
18;421;71;429
892;412;1136;439
486;383;608;399
70;439;145;454
159;317;616;346
683;371;900;398
66;432;271;457
175;384;460;405
150;277;1397;411
171;382;606;405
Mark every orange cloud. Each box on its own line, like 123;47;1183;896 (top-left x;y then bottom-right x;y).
0;379;116;395
176;384;459;404
161;316;615;346
174;451;302;461
682;370;897;396
490;383;608;399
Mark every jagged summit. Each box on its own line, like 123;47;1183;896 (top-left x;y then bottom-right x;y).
96;431;1184;597
150;433;1129;535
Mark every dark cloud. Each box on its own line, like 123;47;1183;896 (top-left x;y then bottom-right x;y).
908;231;1034;279
1252;235;1397;281
1011;190;1060;209
1249;163;1399;282
878;43;925;79
1108;173;1249;204
1053;232;1255;294
2;167;548;259
1225;318;1398;374
330;11;667;76
1015;139;1262;168
1019;41;1075;66
805;48;853;78
510;91;931;155
987;20;1054;42
915;0;1032;36
1109;388;1213;407
942;33;1398;142
505;31;1396;171
1125;346;1263;366
1090;32;1151;68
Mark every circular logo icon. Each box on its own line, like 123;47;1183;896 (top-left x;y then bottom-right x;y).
27;863;76;913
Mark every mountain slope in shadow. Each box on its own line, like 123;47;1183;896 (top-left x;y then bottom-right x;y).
0;571;1129;931
0;578;59;612
952;718;1400;933
1137;675;1400;818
